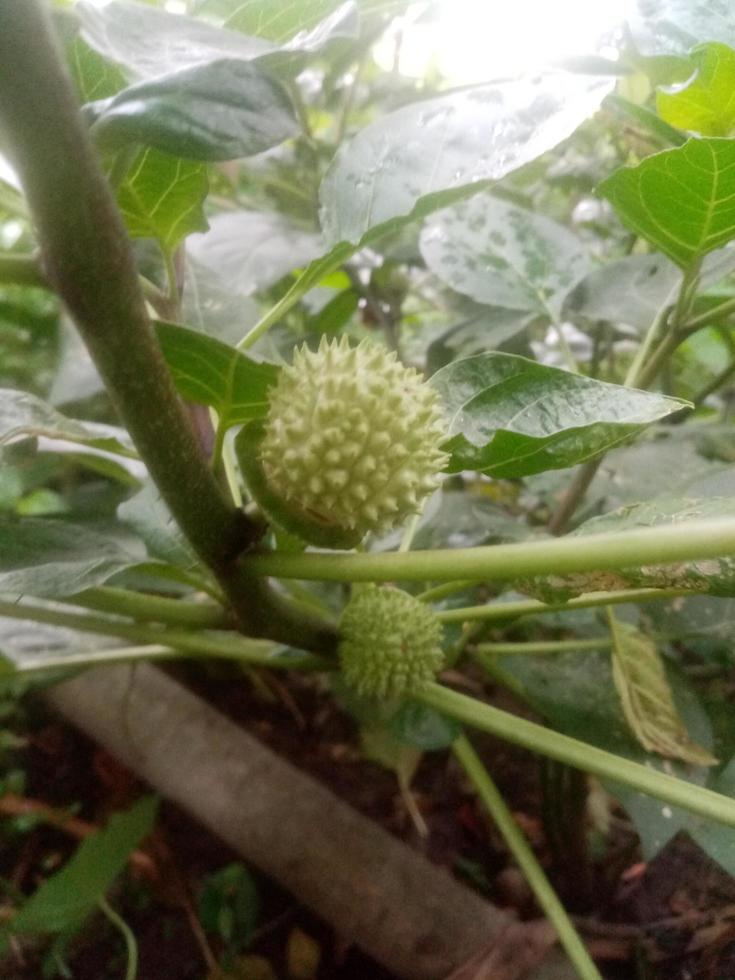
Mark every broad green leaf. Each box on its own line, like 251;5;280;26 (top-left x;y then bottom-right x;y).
188;211;323;296
430;352;690;478
388;701;460;751
628;1;735;57
0;389;135;458
319;72;614;246
155;321;278;429
608;610;717;765
522;497;735;602
5;796;157;938
598;138;735;268
657;43;735;137
563;254;681;330
482;649;716;861
0;518;144;597
116;147;209;252
224;0;343;40
420;195;589;319
77;0;357;81
67;37;126;102
87;60;298;161
117;480;199;571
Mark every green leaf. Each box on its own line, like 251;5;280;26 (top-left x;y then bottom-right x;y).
188;211;323;297
0;388;135;458
117;480;200;572
628;1;735;57
199;864;259;953
0;517;143;598
563;254;680;330
420;195;589;319
116;147;209;252
5;796;157;939
67;37;126;102
607;610;717;766
77;0;357;81
481;649;716;861
430;352;690;478
87;60;298;161
598;138;735;268
224;0;343;41
389;701;460;751
319;72;614;246
78;0;273;80
155;321;278;429
657;43;735;137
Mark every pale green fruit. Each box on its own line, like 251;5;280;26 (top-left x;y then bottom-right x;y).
259;336;448;541
338;586;445;698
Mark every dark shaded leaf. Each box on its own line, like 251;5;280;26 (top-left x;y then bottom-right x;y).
87;59;298;161
0;518;144;598
430;352;689;478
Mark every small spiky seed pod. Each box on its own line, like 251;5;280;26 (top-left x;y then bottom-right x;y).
259;336;448;541
338;586;445;698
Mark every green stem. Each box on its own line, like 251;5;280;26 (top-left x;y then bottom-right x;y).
474;638;612;656
453;735;601;980
421;683;735;829
0;1;337;655
68;587;230;629
236;243;354;351
436;587;690;624
685;294;735;332
0;599;328;671
0;251;47;288
242;519;735;583
98;898;138;980
8;643;179;675
0;1;247;571
416;580;476;603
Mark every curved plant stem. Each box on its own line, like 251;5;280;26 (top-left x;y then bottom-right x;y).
453;735;602;980
68;587;230;629
8;644;178;675
420;684;735;829
0;599;328;671
98;898;138;980
435;587;691;624
415;580;476;603
474;638;612;656
242;519;735;583
0;0;337;654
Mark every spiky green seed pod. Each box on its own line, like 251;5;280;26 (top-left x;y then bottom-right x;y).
259;336;448;543
338;586;445;698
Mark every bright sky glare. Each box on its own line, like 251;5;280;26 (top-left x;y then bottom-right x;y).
375;0;635;83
